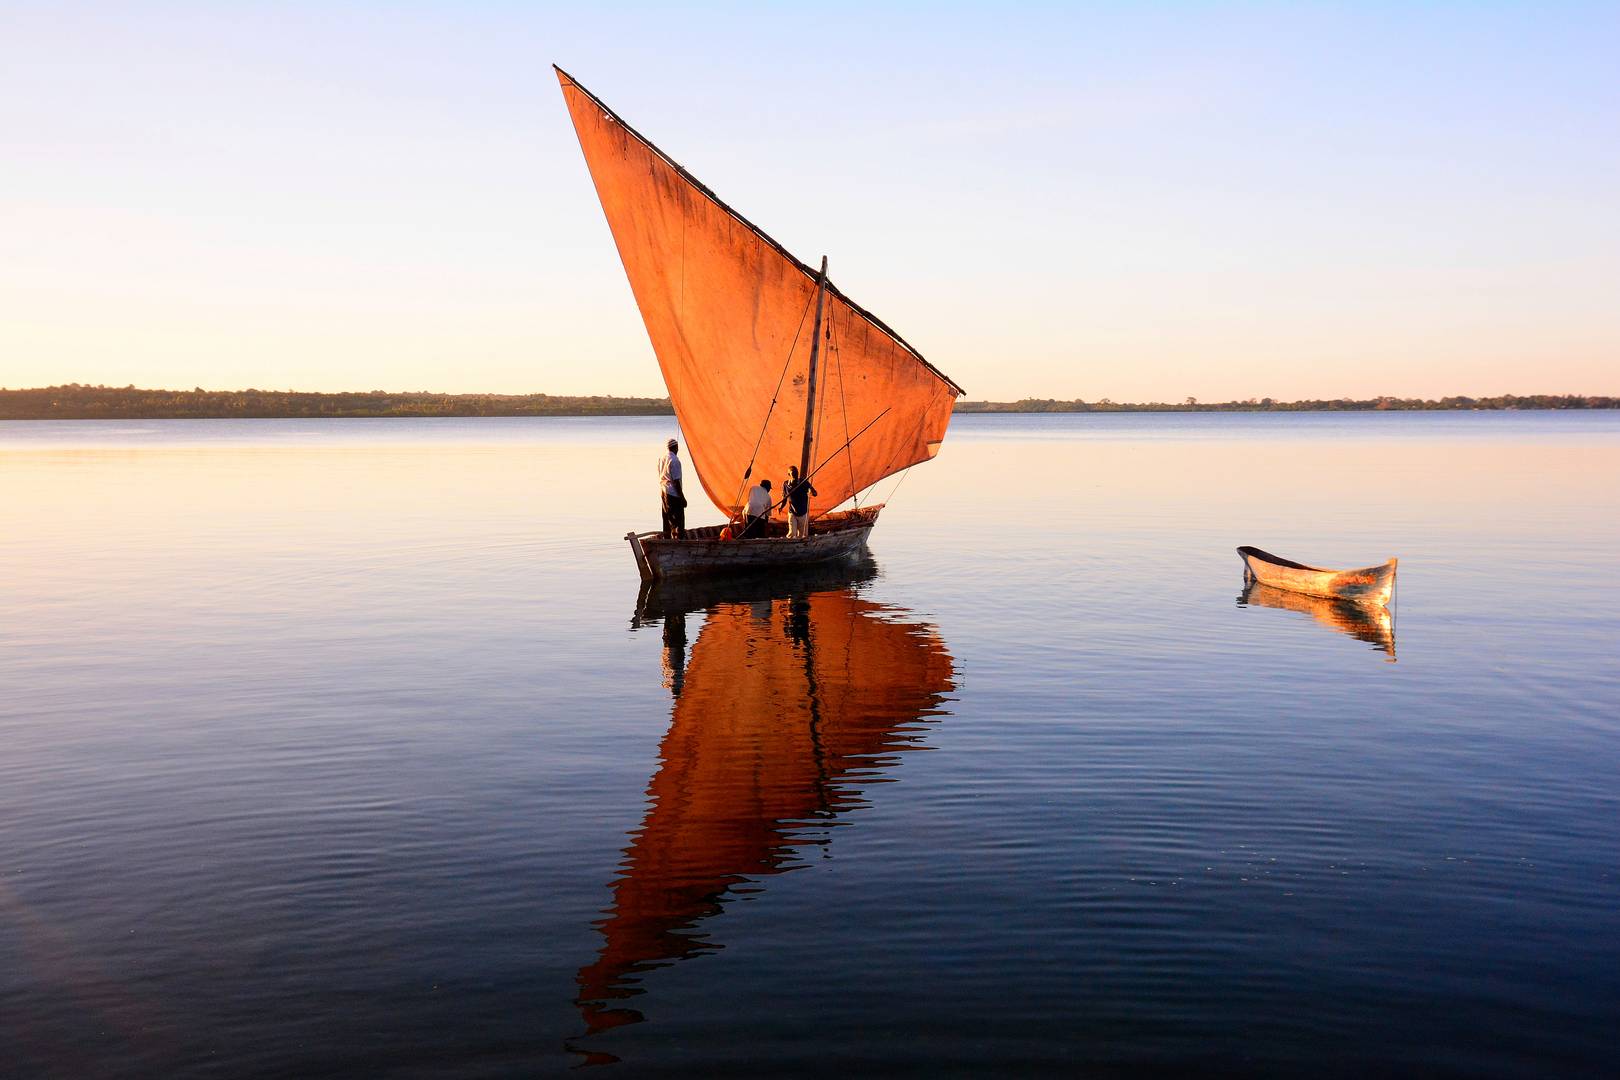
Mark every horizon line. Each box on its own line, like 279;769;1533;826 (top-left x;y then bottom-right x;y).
2;384;1615;421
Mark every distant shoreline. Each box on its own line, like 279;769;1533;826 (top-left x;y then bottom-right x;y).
1;385;1614;420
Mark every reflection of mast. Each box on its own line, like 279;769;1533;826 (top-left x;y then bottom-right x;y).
1238;580;1396;661
575;583;954;1042
792;593;835;821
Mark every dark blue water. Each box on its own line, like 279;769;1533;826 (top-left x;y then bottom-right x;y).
2;413;1617;1075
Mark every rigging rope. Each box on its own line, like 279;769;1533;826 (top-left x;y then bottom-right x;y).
803;406;891;520
880;463;916;506
844;460;915;516
732;287;817;513
811;313;832;493
828;305;858;507
869;378;948;486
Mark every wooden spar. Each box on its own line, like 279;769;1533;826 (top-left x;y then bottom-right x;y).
799;256;829;483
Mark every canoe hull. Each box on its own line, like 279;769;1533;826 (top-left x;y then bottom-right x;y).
1237;545;1397;606
628;507;882;581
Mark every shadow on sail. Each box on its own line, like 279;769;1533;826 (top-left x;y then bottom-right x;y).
1238;579;1397;662
573;560;955;1055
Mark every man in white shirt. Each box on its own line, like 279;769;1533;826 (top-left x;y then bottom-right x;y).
740;478;773;539
658;438;685;539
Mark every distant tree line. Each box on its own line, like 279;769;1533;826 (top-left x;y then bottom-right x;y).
0;385;675;419
953;394;1617;413
1;385;1613;420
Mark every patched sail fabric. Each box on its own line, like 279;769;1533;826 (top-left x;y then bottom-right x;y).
557;67;961;517
575;587;954;1036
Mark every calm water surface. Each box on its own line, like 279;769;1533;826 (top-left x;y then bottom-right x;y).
3;413;1618;1076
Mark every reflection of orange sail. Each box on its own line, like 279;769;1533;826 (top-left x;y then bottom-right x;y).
1239;581;1396;661
576;586;954;1037
556;67;961;517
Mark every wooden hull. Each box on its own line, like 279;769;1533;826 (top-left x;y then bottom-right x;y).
628;506;882;581
1237;546;1397;606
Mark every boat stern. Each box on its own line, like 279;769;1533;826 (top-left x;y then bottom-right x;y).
625;530;656;581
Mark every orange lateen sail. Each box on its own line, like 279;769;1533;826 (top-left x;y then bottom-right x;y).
556;66;962;518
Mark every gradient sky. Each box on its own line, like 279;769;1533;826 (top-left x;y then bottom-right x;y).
3;2;1616;400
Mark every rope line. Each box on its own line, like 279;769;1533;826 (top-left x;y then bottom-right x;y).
813;312;836;493
804;407;891;521
732;286;817;512
870;379;947;485
881;463;916;506
832;379;949;513
829;305;858;507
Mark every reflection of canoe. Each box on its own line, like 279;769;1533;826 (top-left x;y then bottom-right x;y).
1239;580;1396;661
576;573;955;1052
1237;545;1397;606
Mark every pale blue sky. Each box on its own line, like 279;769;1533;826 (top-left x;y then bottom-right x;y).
3;2;1616;399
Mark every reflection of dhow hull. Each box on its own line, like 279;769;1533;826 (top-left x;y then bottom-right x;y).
627;506;881;581
634;556;878;625
1237;545;1397;606
1240;580;1396;661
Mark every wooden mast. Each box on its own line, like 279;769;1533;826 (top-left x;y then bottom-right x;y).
799;256;829;483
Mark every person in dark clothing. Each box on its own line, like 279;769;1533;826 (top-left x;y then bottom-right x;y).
784;465;817;539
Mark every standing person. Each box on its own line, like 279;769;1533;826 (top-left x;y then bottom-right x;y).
740;477;773;539
784;465;817;539
658;438;685;539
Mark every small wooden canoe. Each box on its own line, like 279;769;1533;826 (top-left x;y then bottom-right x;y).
1236;546;1397;606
